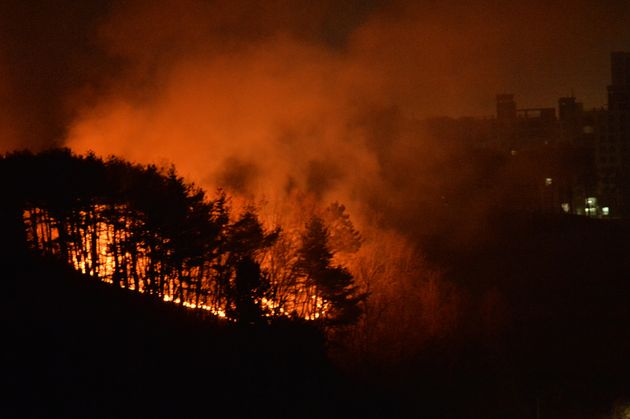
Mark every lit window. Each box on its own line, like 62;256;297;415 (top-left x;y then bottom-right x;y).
545;178;553;186
561;203;570;213
602;207;610;216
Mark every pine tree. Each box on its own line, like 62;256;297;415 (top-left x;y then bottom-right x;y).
296;217;365;326
226;208;279;323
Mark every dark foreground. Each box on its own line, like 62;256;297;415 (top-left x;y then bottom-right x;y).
3;213;630;418
3;255;349;418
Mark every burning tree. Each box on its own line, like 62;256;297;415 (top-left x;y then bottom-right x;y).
296;216;365;325
2;148;364;326
224;207;279;323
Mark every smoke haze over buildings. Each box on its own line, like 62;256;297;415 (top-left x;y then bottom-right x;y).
1;0;630;241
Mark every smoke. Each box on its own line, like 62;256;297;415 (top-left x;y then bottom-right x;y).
67;22;386;220
0;51;19;152
348;0;630;112
0;0;627;243
0;0;626;148
0;1;113;151
58;0;630;246
0;0;627;357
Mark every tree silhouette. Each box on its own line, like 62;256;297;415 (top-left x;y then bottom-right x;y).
0;149;363;327
296;216;365;326
323;202;362;255
225;208;279;323
233;256;268;324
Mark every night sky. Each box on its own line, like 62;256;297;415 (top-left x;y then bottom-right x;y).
1;0;629;152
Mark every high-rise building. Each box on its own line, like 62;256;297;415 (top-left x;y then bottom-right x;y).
558;97;586;144
495;94;558;151
596;52;630;216
496;94;517;122
558;96;583;125
610;52;630;89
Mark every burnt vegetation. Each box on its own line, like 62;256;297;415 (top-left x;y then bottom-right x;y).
1;148;367;417
1;148;364;326
3;148;630;418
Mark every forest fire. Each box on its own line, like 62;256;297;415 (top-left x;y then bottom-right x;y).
22;204;317;321
12;147;461;349
16;151;365;324
22;205;323;321
3;1;630;417
8;147;462;358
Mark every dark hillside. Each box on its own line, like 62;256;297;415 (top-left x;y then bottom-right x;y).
2;249;348;418
3;151;630;418
405;213;630;418
0;149;378;418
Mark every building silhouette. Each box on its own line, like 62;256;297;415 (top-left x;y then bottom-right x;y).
595;52;630;216
423;52;629;218
490;53;630;217
495;94;558;152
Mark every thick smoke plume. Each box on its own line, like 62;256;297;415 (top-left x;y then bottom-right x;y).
68;34;380;213
2;0;630;353
1;0;628;153
60;0;630;214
